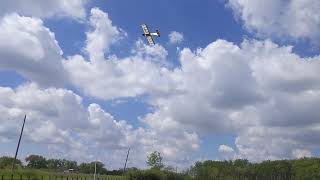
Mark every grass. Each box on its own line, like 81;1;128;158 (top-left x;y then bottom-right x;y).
0;169;127;180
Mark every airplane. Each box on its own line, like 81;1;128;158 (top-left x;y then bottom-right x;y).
141;24;160;45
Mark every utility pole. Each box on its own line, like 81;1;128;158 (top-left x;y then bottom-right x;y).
123;148;130;173
93;161;97;180
12;115;26;173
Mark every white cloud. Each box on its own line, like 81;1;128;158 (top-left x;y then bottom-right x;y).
0;83;199;168
0;13;68;87
168;31;184;44
64;8;175;100
219;144;234;154
227;0;320;44
85;8;126;61
0;0;87;20
142;39;320;162
292;149;312;159
2;3;320;168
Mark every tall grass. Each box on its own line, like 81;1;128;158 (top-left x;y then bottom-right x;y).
0;169;127;180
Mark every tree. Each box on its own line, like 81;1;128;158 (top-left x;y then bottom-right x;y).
0;156;22;169
78;161;107;174
47;159;63;170
25;155;47;169
146;151;164;169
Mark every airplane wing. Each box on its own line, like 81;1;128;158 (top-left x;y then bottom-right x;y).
146;35;155;45
141;24;150;35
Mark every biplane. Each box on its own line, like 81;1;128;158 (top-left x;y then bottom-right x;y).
141;24;160;45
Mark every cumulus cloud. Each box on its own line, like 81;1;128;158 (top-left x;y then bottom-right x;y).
85;8;126;61
0;83;136;165
64;9;320;162
0;0;87;20
292;149;312;159
64;8;175;100
227;0;320;44
143;39;320;162
219;145;234;154
168;31;184;44
2;2;320;168
0;83;199;168
0;13;68;86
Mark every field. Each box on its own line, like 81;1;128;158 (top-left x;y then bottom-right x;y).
0;169;127;180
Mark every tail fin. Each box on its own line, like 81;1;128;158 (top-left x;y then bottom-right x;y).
156;30;160;37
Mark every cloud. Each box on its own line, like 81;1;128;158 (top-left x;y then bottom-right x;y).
219;144;234;154
64;8;175;100
65;10;320;162
292;149;312;159
85;8;126;61
0;83;136;165
0;0;87;20
0;83;199;168
0;13;68;87
168;31;184;44
142;39;320;162
227;0;320;44
2;3;320;168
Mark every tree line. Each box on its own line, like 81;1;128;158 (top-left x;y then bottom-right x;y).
184;157;320;179
1;152;320;179
0;155;116;175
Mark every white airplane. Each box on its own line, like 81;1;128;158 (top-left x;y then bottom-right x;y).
141;24;160;45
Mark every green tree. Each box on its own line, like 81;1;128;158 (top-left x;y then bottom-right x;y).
78;161;107;174
146;151;164;169
47;159;63;170
0;156;22;169
25;155;47;169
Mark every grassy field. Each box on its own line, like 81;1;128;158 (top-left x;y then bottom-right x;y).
0;169;127;180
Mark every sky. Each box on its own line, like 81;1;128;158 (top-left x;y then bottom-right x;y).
1;0;320;170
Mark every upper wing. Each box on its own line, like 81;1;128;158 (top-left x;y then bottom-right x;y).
141;24;150;34
146;35;155;45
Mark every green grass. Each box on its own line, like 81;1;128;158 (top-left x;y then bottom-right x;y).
0;169;127;180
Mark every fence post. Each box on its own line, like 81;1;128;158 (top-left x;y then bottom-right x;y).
28;175;30;180
20;175;22;180
1;175;4;180
41;176;43;180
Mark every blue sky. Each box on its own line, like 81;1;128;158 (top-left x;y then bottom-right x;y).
1;0;320;169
